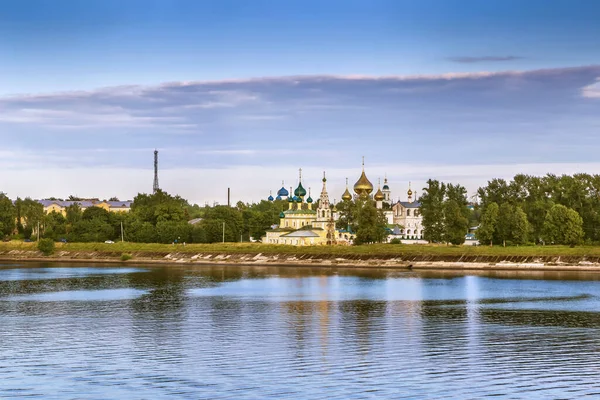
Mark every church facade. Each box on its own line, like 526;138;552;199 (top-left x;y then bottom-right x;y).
262;161;424;245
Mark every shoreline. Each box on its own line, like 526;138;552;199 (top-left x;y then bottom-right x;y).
3;250;600;272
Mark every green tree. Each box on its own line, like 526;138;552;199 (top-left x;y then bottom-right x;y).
511;206;530;245
443;200;469;245
131;190;188;225
477;202;499;246
43;211;67;240
335;199;358;231
82;206;111;222
37;238;55;255
19;198;44;236
0;193;16;237
420;179;446;242
353;199;387;244
543;204;584;246
65;203;83;225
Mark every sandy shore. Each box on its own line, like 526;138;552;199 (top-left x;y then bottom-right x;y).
2;249;600;272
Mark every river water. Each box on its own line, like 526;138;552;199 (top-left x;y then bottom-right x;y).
1;263;600;399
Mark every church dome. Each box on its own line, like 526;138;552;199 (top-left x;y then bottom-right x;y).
277;186;289;197
407;188;413;196
306;196;313;203
382;184;389;190
276;195;282;201
354;170;373;196
342;187;353;201
268;194;274;201
294;182;307;197
288;196;294;203
374;188;385;201
279;211;285;218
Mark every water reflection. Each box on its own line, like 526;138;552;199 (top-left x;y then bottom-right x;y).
2;263;600;398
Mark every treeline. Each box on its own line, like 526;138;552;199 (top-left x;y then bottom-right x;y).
475;174;596;246
0;191;286;244
419;180;471;245
419;173;599;246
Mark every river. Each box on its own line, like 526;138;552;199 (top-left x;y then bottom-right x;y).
1;263;600;399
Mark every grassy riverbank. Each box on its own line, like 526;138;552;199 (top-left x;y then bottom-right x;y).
3;240;600;258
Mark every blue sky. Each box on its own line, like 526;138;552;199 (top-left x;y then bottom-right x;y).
1;0;600;204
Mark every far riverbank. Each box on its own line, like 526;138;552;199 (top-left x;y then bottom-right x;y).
3;242;600;271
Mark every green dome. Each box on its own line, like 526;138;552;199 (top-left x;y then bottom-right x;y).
288;196;294;202
294;182;307;197
306;196;313;203
279;211;285;218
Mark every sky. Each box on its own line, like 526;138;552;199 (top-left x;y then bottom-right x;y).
1;0;600;205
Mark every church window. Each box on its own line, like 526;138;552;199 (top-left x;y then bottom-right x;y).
407;209;411;216
407;229;411;235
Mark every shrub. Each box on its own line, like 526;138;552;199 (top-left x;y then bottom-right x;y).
390;238;402;244
37;238;55;256
121;253;133;261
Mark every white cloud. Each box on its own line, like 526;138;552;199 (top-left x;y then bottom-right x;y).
581;79;600;98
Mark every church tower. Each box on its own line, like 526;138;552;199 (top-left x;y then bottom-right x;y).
314;172;332;229
382;175;391;203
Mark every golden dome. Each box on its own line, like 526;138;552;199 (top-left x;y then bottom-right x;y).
353;158;373;196
342;188;353;201
407;188;413;196
342;177;353;201
374;187;384;201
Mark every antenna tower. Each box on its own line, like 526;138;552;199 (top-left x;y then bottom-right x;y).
153;149;159;193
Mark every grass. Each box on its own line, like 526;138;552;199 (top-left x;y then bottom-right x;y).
2;240;600;258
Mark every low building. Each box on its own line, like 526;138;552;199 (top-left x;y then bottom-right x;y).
38;199;132;215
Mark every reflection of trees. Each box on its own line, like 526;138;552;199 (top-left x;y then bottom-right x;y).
339;300;386;356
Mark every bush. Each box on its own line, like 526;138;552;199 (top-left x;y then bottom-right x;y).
390;238;402;244
37;238;55;256
121;253;133;261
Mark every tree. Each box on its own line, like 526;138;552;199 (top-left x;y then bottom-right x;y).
543;204;584;246
420;179;446;242
82;206;110;222
131;190;188;225
353;199;387;245
511;206;530;245
335;200;357;231
0;193;15;236
38;238;55;255
43;211;67;240
443;200;469;245
19;198;44;232
477;202;499;245
66;203;83;225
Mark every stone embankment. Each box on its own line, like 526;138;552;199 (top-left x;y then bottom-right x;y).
2;249;600;271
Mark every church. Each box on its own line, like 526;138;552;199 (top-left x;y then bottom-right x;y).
262;161;424;245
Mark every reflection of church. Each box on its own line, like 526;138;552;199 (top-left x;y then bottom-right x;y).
262;160;424;245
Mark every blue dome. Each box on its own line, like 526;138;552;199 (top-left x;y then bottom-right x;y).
276;195;282;200
293;196;301;202
277;187;289;197
268;195;274;201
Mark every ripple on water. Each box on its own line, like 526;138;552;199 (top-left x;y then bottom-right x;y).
3;288;148;302
0;267;148;281
1;264;600;399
